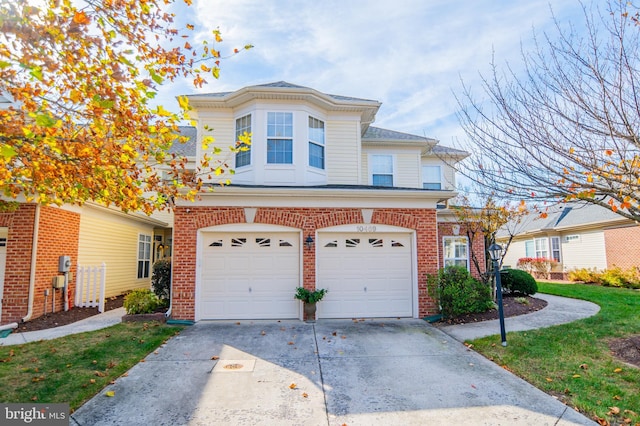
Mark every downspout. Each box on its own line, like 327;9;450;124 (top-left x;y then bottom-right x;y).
22;204;40;322
164;226;174;319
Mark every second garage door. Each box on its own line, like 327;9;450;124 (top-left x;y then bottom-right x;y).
198;232;300;320
317;232;413;318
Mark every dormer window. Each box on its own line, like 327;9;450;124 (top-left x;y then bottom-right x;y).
235;114;251;168
267;112;293;164
308;116;325;169
371;154;394;187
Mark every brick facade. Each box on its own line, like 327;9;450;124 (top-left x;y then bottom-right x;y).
604;225;640;270
0;204;80;324
171;206;453;321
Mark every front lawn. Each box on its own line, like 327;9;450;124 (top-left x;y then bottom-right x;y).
470;282;640;425
0;322;182;411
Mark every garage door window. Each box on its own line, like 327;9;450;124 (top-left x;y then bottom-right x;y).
443;236;469;269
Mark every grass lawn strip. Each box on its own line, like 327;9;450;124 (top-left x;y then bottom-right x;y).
469;282;640;425
0;322;182;411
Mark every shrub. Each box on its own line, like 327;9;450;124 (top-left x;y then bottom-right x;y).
123;289;159;315
516;257;558;279
427;266;493;319
294;287;327;303
500;269;538;296
567;268;601;283
152;259;171;301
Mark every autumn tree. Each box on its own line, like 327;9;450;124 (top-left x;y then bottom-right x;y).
0;0;251;214
451;193;528;283
455;0;640;221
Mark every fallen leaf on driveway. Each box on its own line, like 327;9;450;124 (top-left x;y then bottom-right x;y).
211;356;219;360
302;393;308;398
105;391;115;397
289;383;297;389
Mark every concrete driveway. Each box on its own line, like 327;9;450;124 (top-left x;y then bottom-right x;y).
71;319;594;426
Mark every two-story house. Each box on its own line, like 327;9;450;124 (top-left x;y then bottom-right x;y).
170;82;482;321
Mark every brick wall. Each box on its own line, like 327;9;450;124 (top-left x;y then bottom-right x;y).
0;204;80;324
171;206;440;320
604;225;640;270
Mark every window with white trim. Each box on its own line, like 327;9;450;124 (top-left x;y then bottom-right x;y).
137;234;151;279
525;240;534;257
534;237;549;258
443;236;469;269
308;116;325;169
235;114;251;168
550;236;561;262
267;112;293;164
422;165;442;190
371;154;394;187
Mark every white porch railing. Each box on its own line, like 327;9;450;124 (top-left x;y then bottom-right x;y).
75;263;106;312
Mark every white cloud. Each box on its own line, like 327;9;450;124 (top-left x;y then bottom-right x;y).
164;0;585;144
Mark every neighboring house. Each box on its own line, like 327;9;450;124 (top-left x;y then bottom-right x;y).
169;81;483;321
0;201;171;325
496;202;640;279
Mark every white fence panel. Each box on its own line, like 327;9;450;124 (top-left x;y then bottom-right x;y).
75;263;106;312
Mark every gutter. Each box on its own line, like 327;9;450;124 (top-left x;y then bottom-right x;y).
22;204;40;322
164;226;174;319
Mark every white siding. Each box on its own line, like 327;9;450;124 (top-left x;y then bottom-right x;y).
326;120;360;184
561;230;607;270
501;238;528;269
395;152;421;188
78;208;156;297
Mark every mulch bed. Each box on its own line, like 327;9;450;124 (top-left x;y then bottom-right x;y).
437;295;548;325
609;335;640;369
13;295;125;333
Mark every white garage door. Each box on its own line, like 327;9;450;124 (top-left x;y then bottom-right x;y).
198;232;300;320
317;233;413;318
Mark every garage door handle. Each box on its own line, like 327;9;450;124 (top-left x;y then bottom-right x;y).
364;286;367;292
249;287;252;293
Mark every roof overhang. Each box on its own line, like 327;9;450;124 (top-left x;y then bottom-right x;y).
176;186;457;209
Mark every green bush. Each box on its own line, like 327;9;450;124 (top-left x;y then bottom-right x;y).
152;259;171;301
500;269;538;296
427;266;493;319
123;289;159;315
294;287;327;303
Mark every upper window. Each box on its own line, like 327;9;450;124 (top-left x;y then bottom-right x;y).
137;234;151;279
267;112;293;164
443;236;469;269
235;114;251;168
371;155;394;187
308;116;325;169
422;165;442;190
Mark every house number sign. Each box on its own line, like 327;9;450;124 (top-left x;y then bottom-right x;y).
356;225;377;232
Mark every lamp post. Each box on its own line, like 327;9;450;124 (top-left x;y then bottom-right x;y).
489;243;507;346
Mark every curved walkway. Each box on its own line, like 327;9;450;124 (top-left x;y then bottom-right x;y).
438;293;600;342
0;307;126;346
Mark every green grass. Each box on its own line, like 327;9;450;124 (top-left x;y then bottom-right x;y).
0;322;182;410
470;282;640;424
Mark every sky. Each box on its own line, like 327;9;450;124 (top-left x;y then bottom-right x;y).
158;0;587;150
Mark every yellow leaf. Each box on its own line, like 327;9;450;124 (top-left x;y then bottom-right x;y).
572;374;580;378
105;390;115;397
614;368;622;373
289;383;297;389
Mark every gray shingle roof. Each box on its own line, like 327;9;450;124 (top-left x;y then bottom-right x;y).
497;201;627;237
363;126;433;142
187;81;378;104
168;126;197;157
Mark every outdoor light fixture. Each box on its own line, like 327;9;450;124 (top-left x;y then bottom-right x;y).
305;235;314;250
488;243;507;346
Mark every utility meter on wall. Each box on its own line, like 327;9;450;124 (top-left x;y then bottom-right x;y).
58;255;71;273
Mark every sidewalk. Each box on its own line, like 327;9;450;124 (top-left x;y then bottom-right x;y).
438;293;600;342
0;307;126;346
